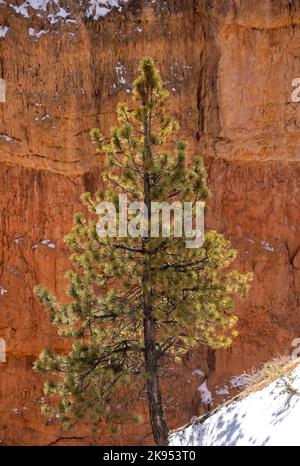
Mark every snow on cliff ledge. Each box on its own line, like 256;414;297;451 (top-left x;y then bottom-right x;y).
0;1;130;21
170;362;300;446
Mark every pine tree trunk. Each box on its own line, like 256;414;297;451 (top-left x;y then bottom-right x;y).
143;284;169;445
142;197;169;445
142;99;169;446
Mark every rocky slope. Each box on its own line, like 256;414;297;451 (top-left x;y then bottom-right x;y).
1;0;300;445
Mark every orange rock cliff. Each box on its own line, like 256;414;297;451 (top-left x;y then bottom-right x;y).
1;0;300;445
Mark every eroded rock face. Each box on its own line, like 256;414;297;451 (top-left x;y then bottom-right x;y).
1;0;300;445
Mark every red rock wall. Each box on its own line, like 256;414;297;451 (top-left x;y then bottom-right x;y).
1;0;300;445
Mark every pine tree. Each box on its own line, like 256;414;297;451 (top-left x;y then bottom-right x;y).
34;58;252;445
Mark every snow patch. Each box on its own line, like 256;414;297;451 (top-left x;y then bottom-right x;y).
216;385;229;396
41;239;56;248
0;134;13;142
66;18;77;24
11;1;73;25
86;1;129;20
48;7;70;24
190;416;198;423
0;287;7;296
25;0;53;10
115;63;126;83
198;381;213;405
41;114;52;121
0;26;9;38
33;396;47;404
28;27;48;38
230;374;252;389
12;0;59;18
11;3;30;18
10;1;129;24
33;239;56;249
192;369;205;378
261;240;274;252
112;62;131;92
35;114;52;122
246;238;256;244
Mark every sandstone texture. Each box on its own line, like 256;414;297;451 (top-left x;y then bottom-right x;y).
1;0;300;445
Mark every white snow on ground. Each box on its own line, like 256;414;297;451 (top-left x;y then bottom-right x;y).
170;362;300;446
0;25;9;37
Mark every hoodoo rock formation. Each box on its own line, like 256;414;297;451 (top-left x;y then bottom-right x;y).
1;0;300;445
